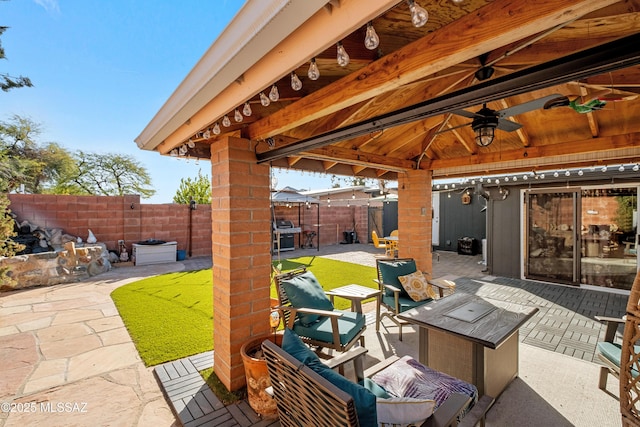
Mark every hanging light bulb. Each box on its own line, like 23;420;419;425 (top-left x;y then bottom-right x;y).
307;58;320;80
259;92;270;107
619;164;626;172
336;42;350;67
269;84;279;102
187;138;195;148
212;122;221;135
243;102;252;116
578;170;584;176
290;72;302;91
364;21;380;50
170;149;178;157
222;115;231;127
202;128;211;139
539;173;545;179
407;0;428;27
634;164;639;172
602;165;608;172
565;170;571;177
553;171;559;177
234;109;243;123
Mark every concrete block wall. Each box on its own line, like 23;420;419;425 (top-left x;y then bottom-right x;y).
273;205;368;248
6;194;212;257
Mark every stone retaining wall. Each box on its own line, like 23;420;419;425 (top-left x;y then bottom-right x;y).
1;243;110;291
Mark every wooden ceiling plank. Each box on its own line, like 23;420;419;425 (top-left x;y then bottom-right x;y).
247;0;619;141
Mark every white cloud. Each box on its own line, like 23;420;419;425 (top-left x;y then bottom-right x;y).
33;0;60;14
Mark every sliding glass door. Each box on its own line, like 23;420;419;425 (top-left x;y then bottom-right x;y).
580;187;638;290
525;190;579;285
525;186;638;290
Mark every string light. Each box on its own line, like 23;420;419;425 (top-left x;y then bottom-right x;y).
336;42;350;67
222;115;231;127
364;22;380;50
234;109;243;123
243;102;252;116
290;72;302;91
308;58;320;80
212;122;221;135
407;0;428;27
269;84;280;102
260;92;270;107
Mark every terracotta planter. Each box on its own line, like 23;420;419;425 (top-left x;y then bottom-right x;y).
240;333;283;417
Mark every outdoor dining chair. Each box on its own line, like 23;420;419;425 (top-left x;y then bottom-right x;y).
375;258;455;341
263;328;493;427
273;267;367;355
372;230;394;257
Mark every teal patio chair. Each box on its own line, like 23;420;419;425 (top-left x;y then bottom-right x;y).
273;267;366;354
375;258;455;341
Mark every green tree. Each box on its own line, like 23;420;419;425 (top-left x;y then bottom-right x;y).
1;26;33;92
173;169;211;204
58;151;156;198
0;115;75;193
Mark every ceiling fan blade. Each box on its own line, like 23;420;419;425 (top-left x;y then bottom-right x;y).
451;109;477;119
498;93;563;118
496;118;522;132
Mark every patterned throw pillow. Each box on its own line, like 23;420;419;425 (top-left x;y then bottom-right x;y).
397;270;437;302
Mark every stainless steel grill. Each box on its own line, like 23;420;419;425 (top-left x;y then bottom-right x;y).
273;220;301;252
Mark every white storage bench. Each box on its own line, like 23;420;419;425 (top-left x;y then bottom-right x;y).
132;241;177;266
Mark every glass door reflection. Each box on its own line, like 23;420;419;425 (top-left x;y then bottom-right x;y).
526;191;578;285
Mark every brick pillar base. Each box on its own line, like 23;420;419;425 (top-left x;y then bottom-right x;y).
397;170;433;273
210;136;271;391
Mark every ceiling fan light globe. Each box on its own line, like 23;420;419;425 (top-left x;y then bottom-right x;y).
475;127;494;146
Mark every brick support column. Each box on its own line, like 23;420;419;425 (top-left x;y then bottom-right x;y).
210;136;272;391
397;170;433;274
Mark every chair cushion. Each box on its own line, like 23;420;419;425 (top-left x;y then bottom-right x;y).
292;310;366;346
598;341;640;378
371;355;477;417
398;270;437;302
382;293;426;313
378;259;417;298
282;328;377;426
376;397;436;426
281;271;334;326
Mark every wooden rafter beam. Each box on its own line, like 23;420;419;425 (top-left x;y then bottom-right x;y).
301;145;414;172
247;0;619;141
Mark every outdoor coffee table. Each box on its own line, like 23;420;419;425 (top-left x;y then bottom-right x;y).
398;292;538;398
326;284;381;324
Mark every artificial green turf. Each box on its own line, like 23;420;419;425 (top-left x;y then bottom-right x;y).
111;257;377;366
111;269;213;367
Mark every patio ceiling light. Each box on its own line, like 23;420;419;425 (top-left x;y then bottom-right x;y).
471;107;499;147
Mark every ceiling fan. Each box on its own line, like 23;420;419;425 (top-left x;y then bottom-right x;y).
441;94;563;147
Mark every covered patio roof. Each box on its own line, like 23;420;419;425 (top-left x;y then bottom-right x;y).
136;0;640;181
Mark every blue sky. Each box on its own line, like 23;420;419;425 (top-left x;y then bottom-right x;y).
1;0;336;202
